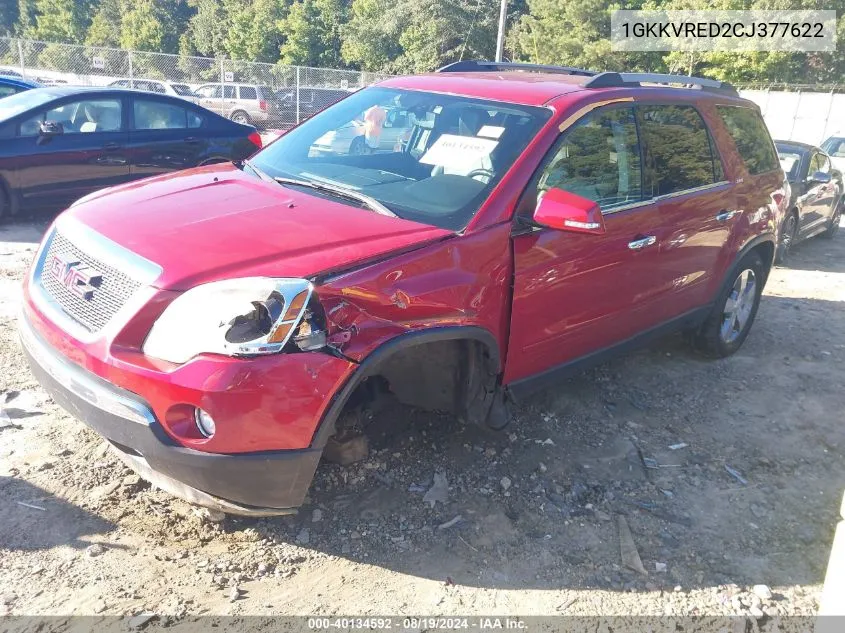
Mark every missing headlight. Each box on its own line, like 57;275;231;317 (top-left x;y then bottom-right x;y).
224;291;284;343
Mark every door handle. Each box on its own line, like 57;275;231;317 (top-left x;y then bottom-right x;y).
102;142;121;150
715;209;738;222
183;137;200;144
628;236;657;250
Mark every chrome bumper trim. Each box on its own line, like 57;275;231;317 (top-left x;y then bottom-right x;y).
18;313;154;426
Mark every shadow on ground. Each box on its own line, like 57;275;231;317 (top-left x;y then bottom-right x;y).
204;291;845;594
0;476;117;551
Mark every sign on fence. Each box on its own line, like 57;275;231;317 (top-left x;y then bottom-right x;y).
224;71;234;82
91;56;105;70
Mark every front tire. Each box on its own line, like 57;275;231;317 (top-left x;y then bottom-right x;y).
693;252;765;358
822;201;842;239
775;212;798;264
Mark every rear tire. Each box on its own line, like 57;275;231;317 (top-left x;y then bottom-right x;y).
231;110;251;125
693;251;765;358
775;212;798;264
349;136;367;156
822;201;841;239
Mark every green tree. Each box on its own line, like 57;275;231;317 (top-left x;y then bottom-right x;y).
15;0;36;35
25;0;92;43
85;0;122;47
279;0;348;66
119;0;188;53
224;0;285;62
341;0;403;70
187;0;229;57
342;0;499;72
1;0;20;35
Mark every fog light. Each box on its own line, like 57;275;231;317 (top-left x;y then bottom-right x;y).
194;408;216;438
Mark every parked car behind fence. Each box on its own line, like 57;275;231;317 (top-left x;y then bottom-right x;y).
109;79;199;104
194;83;275;127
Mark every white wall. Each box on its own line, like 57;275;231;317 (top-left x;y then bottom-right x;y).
740;89;845;146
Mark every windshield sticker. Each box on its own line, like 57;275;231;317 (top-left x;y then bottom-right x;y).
420;134;499;171
477;125;505;139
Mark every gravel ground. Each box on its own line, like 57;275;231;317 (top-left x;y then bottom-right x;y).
0;217;843;624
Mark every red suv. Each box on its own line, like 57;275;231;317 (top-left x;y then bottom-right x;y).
19;61;786;515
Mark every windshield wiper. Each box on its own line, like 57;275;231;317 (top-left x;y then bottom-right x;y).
242;160;397;218
273;176;397;218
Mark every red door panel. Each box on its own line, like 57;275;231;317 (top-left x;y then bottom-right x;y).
654;183;736;317
504;202;667;384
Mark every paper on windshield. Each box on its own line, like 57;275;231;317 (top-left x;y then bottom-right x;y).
420;134;499;173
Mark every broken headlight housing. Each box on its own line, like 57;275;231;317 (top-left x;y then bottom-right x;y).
142;277;326;364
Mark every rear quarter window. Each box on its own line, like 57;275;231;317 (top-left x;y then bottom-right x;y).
239;86;257;100
716;106;779;175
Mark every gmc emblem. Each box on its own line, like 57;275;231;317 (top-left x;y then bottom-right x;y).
48;254;102;301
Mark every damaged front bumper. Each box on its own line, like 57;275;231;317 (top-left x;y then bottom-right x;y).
19;314;325;516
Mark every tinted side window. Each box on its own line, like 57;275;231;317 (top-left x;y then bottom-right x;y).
239;86;257;100
19;99;122;136
133;99;186;129
538;106;642;210
187;110;203;129
223;85;235;99
716;106;779;175
0;85;17;98
637;105;719;197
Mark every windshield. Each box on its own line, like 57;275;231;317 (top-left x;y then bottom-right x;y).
776;146;803;180
249;87;550;230
0;89;55;121
171;83;194;96
822;137;845;157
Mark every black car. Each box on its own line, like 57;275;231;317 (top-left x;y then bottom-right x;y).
269;87;350;128
774;140;843;262
0;87;262;218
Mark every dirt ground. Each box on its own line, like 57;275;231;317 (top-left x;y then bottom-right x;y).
1;216;843;624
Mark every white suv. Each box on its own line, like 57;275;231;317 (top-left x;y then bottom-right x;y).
194;83;273;127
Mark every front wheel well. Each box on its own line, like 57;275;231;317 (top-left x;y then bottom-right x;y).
751;240;775;280
316;332;502;447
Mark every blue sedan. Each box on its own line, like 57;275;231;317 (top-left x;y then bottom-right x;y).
0;86;263;218
0;76;41;99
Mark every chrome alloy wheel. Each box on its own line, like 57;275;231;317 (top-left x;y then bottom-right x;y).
720;268;757;344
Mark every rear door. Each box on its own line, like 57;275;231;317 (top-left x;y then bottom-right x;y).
128;96;208;178
636;103;735;317
14;95;130;211
506;104;669;384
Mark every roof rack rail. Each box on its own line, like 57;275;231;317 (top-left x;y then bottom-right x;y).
437;60;597;77
585;72;738;95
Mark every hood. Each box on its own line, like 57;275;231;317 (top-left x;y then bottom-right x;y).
67;164;452;290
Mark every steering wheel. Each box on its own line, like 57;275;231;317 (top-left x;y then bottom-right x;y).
467;168;494;182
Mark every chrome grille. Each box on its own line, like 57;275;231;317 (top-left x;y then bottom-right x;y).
39;231;142;333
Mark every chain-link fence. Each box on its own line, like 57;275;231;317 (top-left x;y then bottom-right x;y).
0;37;391;129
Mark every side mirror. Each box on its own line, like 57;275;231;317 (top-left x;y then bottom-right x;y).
37;120;63;143
808;170;832;185
533;188;606;235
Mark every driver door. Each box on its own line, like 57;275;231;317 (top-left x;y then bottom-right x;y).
14;96;130;212
504;104;667;385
